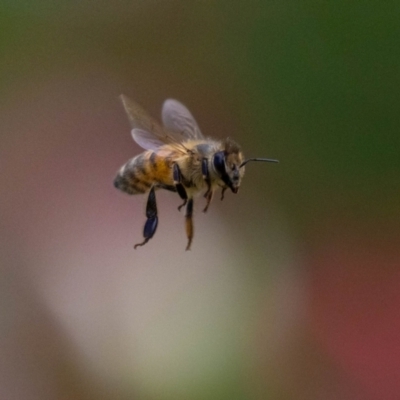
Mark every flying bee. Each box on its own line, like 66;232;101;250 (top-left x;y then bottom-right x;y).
114;95;278;250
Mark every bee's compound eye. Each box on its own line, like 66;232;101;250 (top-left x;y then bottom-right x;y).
213;151;234;190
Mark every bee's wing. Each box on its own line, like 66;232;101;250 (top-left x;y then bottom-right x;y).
162;99;204;140
130;129;164;151
120;94;185;150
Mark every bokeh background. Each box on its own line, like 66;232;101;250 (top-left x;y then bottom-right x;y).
1;1;399;399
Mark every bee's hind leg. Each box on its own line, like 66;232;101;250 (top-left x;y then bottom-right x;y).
134;186;158;249
185;198;194;251
173;163;188;211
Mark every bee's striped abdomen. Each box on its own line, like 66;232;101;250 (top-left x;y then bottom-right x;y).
114;153;153;194
114;150;176;195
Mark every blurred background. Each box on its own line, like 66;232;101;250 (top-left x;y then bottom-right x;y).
1;1;399;399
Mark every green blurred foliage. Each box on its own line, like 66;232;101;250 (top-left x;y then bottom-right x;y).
216;1;400;227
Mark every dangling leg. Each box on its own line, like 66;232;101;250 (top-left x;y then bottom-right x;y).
220;187;227;201
134;186;158;249
185;198;194;251
173;163;188;211
203;189;214;213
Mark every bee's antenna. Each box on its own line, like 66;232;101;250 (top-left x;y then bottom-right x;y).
239;158;279;168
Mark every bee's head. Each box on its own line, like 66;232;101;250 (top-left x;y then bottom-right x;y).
213;139;245;194
213;138;279;193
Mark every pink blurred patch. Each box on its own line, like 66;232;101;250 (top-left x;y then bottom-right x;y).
310;232;400;399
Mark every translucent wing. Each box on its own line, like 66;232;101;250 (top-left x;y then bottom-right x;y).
120;94;186;151
162;99;204;140
131;129;164;151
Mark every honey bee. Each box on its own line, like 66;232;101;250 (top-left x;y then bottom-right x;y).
114;95;278;250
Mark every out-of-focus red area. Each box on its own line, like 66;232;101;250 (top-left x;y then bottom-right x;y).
310;226;400;400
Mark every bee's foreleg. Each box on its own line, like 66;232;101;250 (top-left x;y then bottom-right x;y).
173;163;188;211
185;198;194;251
134;186;158;249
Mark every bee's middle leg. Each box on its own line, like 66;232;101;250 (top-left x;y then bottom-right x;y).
134;186;158;249
173;163;188;211
203;190;214;213
220;187;227;201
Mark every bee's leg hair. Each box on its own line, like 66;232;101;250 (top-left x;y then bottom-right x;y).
173;163;188;211
134;186;158;249
185;198;194;251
